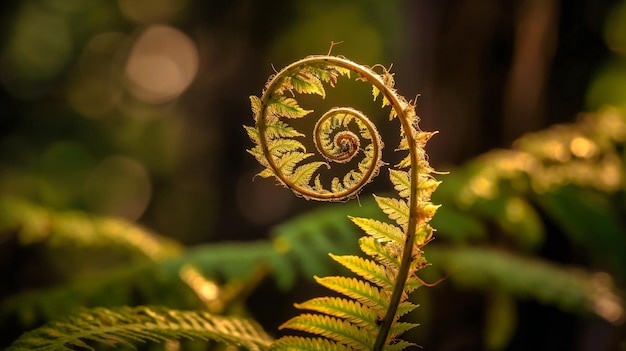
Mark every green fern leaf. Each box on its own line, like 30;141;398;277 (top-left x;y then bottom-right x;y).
303;65;338;88
329;254;394;289
270;336;353;351
283;70;327;97
273;152;314;174
266;138;306;155
384;340;417;351
404;276;424;294
388;321;419;339
6;306;273;351
349;217;404;243
250;95;262;120
245;125;261;143
372;85;381;101
266;120;306;139
358;236;400;269
291;161;328;188
247;121;305;141
304;63;350;87
266;96;312;119
315;276;388;312
389;169;411;198
395;154;411;169
331;176;344;193
381;96;391;108
294;297;378;329
373;196;409;228
331;65;352;79
279;314;372;350
246;144;266;159
257;168;275;178
396;301;419;317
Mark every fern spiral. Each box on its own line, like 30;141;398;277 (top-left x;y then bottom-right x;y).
247;55;440;350
313;107;379;166
246;56;387;202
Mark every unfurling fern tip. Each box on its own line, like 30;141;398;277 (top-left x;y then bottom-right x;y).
247;54;441;351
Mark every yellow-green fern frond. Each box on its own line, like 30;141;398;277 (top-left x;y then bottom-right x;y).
349;216;405;243
274;67;327;97
279;314;373;350
315;276;388;313
358;236;401;269
248;55;440;350
279;174;437;349
266;96;312;119
246;57;385;202
389;169;411;198
329;253;395;289
373;195;410;228
294;297;378;329
270;336;352;351
6;306;273;351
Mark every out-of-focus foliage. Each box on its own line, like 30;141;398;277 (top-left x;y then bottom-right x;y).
2;108;626;350
588;0;626;109
425;107;626;348
0;0;212;247
0;196;181;259
2;0;626;350
6;306;274;351
0;193;368;332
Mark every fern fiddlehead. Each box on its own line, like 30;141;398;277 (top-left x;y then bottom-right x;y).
247;55;440;350
246;56;386;202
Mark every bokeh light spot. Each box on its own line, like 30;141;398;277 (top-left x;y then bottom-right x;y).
543;140;568;162
468;176;496;199
1;3;73;96
180;265;220;302
125;25;199;104
66;32;127;118
570;137;597;158
599;154;623;190
84;156;151;220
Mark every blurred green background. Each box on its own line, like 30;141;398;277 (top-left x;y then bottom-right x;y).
1;0;626;350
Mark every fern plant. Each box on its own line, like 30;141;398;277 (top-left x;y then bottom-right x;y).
246;55;440;350
6;54;439;351
7;306;273;351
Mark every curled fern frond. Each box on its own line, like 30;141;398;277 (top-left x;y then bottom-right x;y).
247;56;390;202
247;55;440;350
6;306;274;351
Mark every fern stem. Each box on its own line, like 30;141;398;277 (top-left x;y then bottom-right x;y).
310;57;421;351
263;56;421;350
373;106;421;351
253;55;425;350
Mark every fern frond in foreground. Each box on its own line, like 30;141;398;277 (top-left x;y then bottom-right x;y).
247;55;440;350
6;306;274;351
